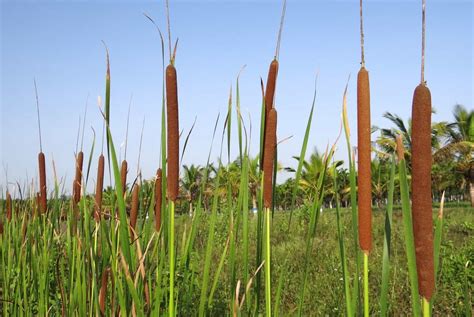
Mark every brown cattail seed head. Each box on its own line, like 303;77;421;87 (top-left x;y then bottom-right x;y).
95;154;105;221
411;83;435;300
130;184;140;236
396;135;405;162
120;160;128;195
38;152;47;213
73;151;84;205
155;169;163;232
357;67;372;253
166;64;179;201
265;59;279;114
99;267;110;315
6;191;12;221
261;59;279;170
263;109;277;208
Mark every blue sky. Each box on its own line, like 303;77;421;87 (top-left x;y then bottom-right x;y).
1;0;472;194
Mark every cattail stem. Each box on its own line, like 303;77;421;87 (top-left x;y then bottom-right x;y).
34;79;43;153
165;0;173;63
75;117;81;154
169;200;175;317
421;0;426;84
155;169;162;232
264;207;272;317
95;154;105;221
360;0;365;67
275;0;287;59
363;252;369;317
124;94;133;161
80;96;88;151
422;297;430;317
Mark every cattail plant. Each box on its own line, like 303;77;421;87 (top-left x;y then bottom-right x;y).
73;150;84;205
155;168;162;232
35;80;47;214
263;108;277;316
99;267;110;316
95;154;105;221
130;183;139;236
166;63;179;203
357;0;372;315
120;160;128;196
411;0;435;313
6;191;12;222
165;0;179;315
255;2;286;313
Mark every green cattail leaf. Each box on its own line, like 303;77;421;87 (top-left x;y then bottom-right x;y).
289;76;317;227
380;155;396;316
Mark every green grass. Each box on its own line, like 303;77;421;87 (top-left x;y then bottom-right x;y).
2;205;471;315
190;206;473;316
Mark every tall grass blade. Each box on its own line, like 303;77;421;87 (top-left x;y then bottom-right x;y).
398;140;421;317
288;75;317;228
380;155;396;316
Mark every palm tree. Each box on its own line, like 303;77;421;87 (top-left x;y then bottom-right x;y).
371;158;391;208
377;106;473;205
375;111;448;161
290;148;338;206
434;105;474;206
181;164;204;215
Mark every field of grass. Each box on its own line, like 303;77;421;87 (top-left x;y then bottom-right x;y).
175;205;473;316
1;201;472;316
1;0;473;316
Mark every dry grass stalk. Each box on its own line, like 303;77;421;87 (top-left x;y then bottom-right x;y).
155;168;162;232
130;183;140;237
396;135;405;162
